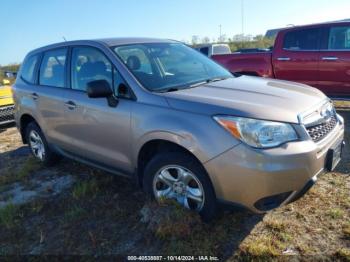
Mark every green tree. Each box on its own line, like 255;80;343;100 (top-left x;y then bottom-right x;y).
1;64;20;72
228;35;275;52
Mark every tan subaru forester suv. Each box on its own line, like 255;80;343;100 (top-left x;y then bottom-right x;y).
13;38;345;220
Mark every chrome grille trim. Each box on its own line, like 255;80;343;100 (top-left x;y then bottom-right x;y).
305;116;337;142
298;100;338;143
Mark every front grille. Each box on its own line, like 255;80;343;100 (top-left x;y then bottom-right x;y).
306;116;337;142
0;105;15;124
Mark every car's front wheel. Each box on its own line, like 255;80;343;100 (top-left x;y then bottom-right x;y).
25;122;59;166
143;152;217;221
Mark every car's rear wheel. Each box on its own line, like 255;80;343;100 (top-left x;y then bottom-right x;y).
143;152;217;221
25;122;59;166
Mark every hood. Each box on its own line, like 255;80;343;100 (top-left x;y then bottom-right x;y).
162;76;327;124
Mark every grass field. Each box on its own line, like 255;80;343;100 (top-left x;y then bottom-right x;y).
0;106;349;260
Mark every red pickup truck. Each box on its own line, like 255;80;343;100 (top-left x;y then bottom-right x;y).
211;21;350;97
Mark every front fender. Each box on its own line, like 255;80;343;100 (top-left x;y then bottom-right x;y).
131;102;240;166
134;130;198;164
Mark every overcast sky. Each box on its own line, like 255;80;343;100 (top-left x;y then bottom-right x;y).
1;0;350;64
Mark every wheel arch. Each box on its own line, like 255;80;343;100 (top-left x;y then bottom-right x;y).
136;135;205;187
19;114;39;143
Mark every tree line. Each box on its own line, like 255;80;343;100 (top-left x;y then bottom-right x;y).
191;34;275;51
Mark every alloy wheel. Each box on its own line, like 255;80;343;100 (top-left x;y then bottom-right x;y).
153;165;205;211
29;130;45;161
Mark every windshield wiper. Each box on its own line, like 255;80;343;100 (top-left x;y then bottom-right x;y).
158;87;179;93
157;77;232;93
189;81;208;88
189;77;231;88
207;77;231;83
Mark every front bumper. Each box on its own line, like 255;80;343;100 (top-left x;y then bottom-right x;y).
204;115;345;213
0;104;15;125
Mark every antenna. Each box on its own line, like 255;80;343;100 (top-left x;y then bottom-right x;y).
62;36;67;42
241;0;244;37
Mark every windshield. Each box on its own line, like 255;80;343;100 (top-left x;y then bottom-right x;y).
113;43;233;92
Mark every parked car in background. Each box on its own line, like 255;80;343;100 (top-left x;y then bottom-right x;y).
211;21;350;98
4;71;18;79
13;38;344;221
195;43;231;57
0;81;15;125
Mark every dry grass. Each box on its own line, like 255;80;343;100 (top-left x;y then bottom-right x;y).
0;156;41;187
326;208;344;219
72;179;99;200
335;248;350;261
240;235;282;257
343;223;350;239
0;204;21;229
63;205;88;222
263;217;289;232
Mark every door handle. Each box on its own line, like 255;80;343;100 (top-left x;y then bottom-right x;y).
31;93;39;100
64;101;77;110
277;57;291;61
322;56;338;61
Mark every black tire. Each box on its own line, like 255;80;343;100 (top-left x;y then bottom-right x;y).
143;152;217;221
25;122;60;166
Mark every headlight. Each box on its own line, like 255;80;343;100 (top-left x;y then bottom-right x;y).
214;116;298;148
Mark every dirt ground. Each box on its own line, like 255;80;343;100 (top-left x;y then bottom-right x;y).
0;107;349;260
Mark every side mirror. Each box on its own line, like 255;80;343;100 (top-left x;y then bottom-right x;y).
87;80;113;98
86;80;118;107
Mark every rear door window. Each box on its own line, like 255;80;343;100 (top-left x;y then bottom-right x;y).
21;55;39;84
39;48;67;88
328;26;350;50
283;28;320;50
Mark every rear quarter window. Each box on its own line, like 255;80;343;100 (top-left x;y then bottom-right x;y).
20;55;39;84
